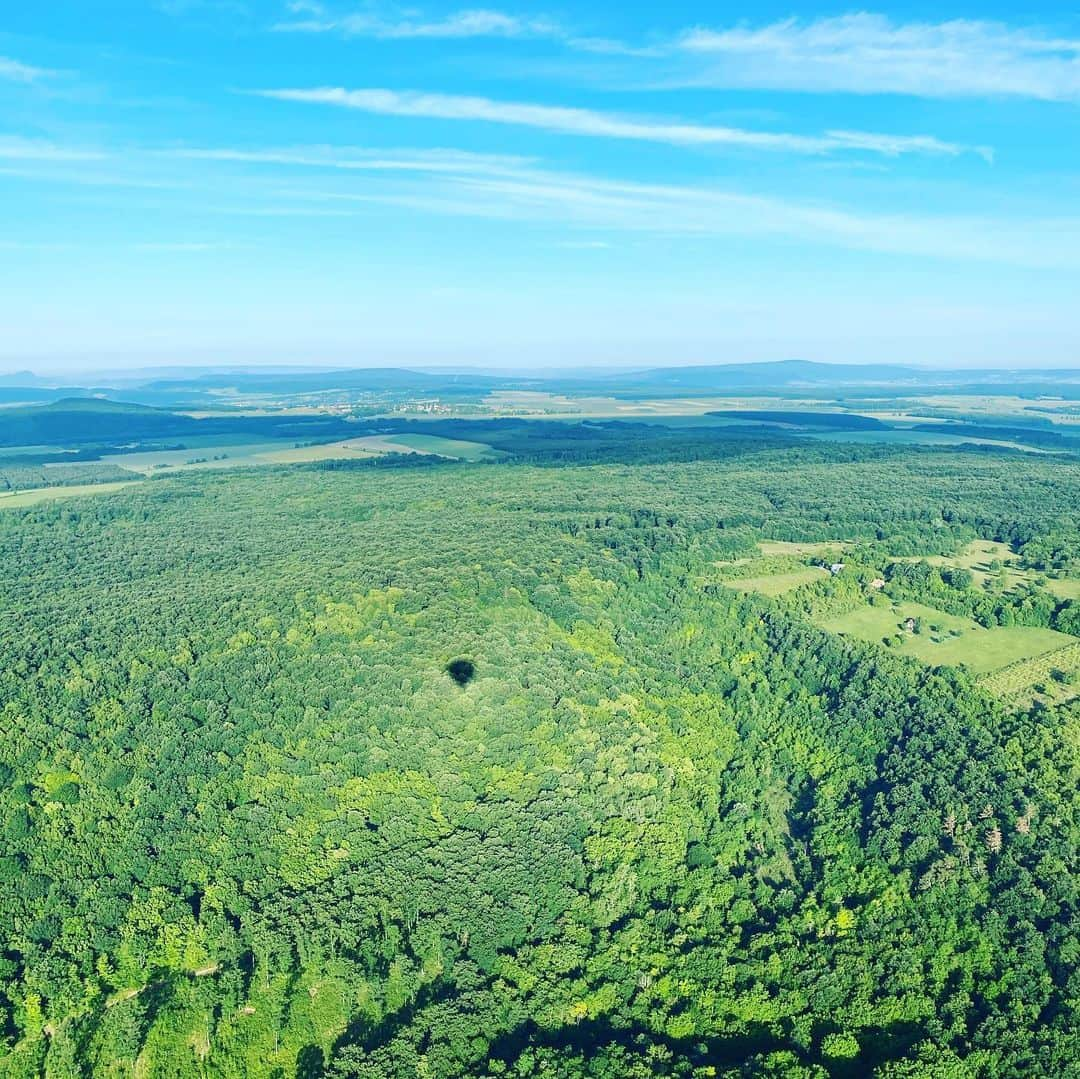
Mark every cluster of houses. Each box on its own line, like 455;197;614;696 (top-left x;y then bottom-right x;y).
819;561;888;592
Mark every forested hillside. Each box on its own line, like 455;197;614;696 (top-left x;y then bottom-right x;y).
1;442;1078;1077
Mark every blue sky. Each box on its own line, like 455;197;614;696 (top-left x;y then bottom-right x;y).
2;2;1080;371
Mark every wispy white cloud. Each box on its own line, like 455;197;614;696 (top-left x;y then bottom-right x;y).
177;147;1071;270
0;57;57;83
132;241;237;252
826;130;992;162
266;9;1080;104
0;240;75;251
273;4;558;39
206;155;1079;269
368;166;1080;268
255;87;987;158
0;136;105;162
565;37;664;58
164;145;531;174
674;15;1080;101
4;131;1078;268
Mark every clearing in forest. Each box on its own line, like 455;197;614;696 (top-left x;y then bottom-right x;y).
916;539;1035;592
727;568;826;597
0;480;143;507
979;641;1080;708
914;538;1080;600
756;539;849;558
1045;578;1080;600
818;600;1073;675
379;434;503;460
249;439;386;464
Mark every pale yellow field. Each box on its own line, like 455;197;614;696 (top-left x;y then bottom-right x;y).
250;439;386;464
728;568;826;596
979;641;1080;708
1046;578;1080;600
254;434;499;463
757;539;849;558
0;480;144;508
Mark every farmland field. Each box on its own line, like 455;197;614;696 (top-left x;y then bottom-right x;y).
380;433;503;460
756;539;848;558
255;433;501;462
97;439;290;473
979;641;1080;707
817;600;1073;673
0;479;143;507
918;539;1036;590
1046;577;1080;600
726;568;826;596
246;438;385;464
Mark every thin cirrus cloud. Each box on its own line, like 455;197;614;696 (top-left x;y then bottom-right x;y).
265;9;1080;104
673;14;1080;102
254;87;989;159
132;241;231;251
0;136;105;162
272;3;558;39
262;161;1080;270
0;56;56;82
4;132;1077;269
149;142;1076;269
166;145;532;175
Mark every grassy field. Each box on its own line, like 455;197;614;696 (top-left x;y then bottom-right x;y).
899;538;1080;599
757;539;848;558
979;641;1080;708
894;394;1080;424
249;439;385;465
480;391;753;417
727;568;826;597
800;429;1061;453
90;433;498;473
898;538;1037;592
721;540;1080;701
0;480;143;508
934;539;1015;568
818;600;1073;674
97;440;289;474
255;434;500;463
0;432;499;496
1046;578;1080;600
381;434;502;460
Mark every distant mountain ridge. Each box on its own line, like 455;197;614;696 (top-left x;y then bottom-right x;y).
2;359;1080;409
616;360;929;388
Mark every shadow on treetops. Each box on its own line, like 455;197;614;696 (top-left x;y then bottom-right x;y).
445;658;476;687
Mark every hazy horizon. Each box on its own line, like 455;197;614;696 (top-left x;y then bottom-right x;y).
9;355;1080;383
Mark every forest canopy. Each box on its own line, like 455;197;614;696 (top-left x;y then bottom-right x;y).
0;435;1078;1078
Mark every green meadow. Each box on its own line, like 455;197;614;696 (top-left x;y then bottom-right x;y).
818;600;1072;674
0;480;143;507
380;433;503;460
727;568;827;597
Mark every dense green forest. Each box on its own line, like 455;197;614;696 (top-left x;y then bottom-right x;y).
1;437;1078;1077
